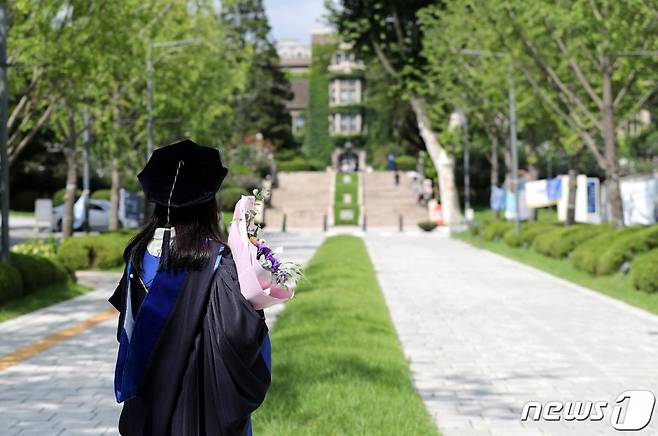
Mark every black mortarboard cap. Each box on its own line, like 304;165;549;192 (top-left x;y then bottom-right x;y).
138;139;228;209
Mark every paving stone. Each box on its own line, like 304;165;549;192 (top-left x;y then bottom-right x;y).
365;233;658;436
0;231;323;434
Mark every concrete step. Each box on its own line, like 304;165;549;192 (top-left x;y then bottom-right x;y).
363;171;428;227
266;171;332;230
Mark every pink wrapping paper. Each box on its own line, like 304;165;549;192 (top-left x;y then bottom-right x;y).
227;195;293;310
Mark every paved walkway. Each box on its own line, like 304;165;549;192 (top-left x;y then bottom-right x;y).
365;233;658;436
0;231;324;436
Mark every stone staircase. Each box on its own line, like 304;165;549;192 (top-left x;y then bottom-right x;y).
362;171;428;228
265;171;332;230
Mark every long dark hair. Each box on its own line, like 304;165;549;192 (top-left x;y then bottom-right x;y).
123;199;222;276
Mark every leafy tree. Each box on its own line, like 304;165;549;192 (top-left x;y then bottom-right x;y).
328;0;463;225
476;0;658;226
222;0;293;148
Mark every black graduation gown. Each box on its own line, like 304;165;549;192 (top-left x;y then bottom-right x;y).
108;248;271;436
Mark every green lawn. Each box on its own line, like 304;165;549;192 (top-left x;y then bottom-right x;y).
454;232;658;316
10;210;35;217
334;173;359;225
253;235;438;436
0;281;91;322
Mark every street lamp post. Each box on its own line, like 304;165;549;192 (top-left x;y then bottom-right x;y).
461;112;471;213
82;108;91;233
0;5;9;262
146;39;203;160
461;49;520;234
449;109;471;219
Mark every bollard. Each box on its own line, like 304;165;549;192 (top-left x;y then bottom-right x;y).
399;214;403;232
362;213;367;232
323;214;328;232
282;213;287;233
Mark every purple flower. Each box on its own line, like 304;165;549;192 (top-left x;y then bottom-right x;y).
255;242;281;272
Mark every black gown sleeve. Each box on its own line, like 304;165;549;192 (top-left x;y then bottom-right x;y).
204;256;270;433
108;268;127;342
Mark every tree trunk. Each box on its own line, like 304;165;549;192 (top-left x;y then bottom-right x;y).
526;136;540;221
61;116;77;238
601;61;624;227
503;140;512;192
109;158;121;231
487;131;500;219
566;153;579;226
410;97;462;226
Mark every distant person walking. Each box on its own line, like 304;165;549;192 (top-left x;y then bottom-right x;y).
387;152;396;171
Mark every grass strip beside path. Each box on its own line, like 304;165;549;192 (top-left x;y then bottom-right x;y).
0;282;91;322
454;232;658;316
253;235;438;436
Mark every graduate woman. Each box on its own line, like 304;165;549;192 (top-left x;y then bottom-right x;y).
109;139;272;435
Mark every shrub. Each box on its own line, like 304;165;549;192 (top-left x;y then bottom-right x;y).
277;157;325;172
219;187;246;212
532;225;604;258
417;220;438;232
597;225;658;275
503;222;556;248
0;262;23;303
571;227;628;274
10;253;71;293
394;155;417;171
91;189;112;201
53;188;82;206
11;238;58;259
630;249;658;293
550;225;609;258
57;231;134;271
481;220;513;241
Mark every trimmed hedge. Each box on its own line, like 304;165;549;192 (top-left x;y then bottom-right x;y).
597;226;658;275
0;262;23;303
631;249;658;293
53;188;82;206
503;223;557;248
532;225;604;258
570;227;629;274
0;252;71;303
57;231;134;271
91;189;112;200
12;238;59;259
394;155;416;171
481;220;513;241
10;253;71;293
277;158;325;172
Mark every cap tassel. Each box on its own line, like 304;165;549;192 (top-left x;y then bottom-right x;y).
158;160;184;271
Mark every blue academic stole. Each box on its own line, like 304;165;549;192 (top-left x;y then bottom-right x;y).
113;261;188;403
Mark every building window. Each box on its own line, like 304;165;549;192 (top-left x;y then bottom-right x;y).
339;114;359;133
339;79;358;104
293;114;305;132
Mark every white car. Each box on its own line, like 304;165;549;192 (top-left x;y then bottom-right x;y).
52;198;126;231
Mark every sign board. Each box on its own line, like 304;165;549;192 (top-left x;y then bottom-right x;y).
119;189;142;228
34;199;53;230
339;209;354;220
620;175;657;225
558;175;601;224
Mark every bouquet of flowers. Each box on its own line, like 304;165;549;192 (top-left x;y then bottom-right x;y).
227;190;302;310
